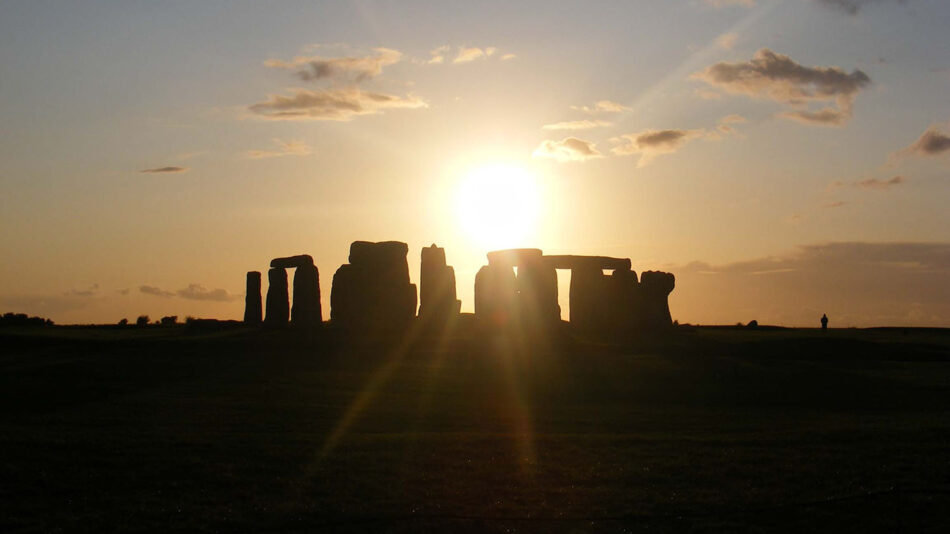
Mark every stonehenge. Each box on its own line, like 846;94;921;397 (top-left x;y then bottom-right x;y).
244;271;262;324
330;241;417;330
473;248;675;333
419;244;461;324
264;267;289;325
244;242;676;337
257;255;322;327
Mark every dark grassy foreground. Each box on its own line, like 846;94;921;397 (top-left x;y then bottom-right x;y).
2;324;949;532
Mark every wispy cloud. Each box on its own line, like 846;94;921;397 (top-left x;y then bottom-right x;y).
453;46;498;63
830;175;906;192
140;166;188;174
140;285;174;298
693;48;871;126
246;138;313;159
611;129;703;167
812;0;906;16
571;100;631;114
427;45;450;64
541;119;612;131
704;0;756;7
64;284;99;298
176;284;238;302
532;137;602;162
674;241;950;327
894;125;950;158
140;284;237;301
716;32;739;50
709;114;747;139
264;47;402;83
249;87;427;121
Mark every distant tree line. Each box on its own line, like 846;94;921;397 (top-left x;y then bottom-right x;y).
0;312;54;327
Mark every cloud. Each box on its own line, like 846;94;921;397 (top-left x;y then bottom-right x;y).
246;138;313;159
571;100;631;114
427;45;450;64
812;0;906;15
824;200;848;208
117;288;130;296
176;284;238;302
140;285;174;298
854;175;906;190
541;119;612;131
672;242;950;327
704;0;756;7
248;87;427;121
532;137;602;162
693;48;870;126
611;129;703;166
779;106;853;126
501;53;517;61
454;47;488;63
141;166;187;174
716;32;739;50
896;125;950;158
264;48;402;83
139;284;237;302
710;114;747;138
64;284;99;298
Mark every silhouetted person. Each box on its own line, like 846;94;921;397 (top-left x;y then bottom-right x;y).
821;313;828;331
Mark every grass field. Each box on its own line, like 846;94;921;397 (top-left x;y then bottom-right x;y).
2;324;949;532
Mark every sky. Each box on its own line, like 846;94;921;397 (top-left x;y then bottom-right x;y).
1;0;948;327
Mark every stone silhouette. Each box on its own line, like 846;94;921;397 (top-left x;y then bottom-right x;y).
291;263;322;326
418;244;460;324
546;255;631;334
265;267;289;325
270;255;322;327
821;313;828;330
271;254;314;270
474;263;518;328
331;241;417;330
475;248;559;330
242;241;676;338
475;248;675;335
639;270;675;329
244;271;262;324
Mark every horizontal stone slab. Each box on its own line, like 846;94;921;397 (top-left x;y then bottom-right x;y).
270;254;314;269
542;255;631;271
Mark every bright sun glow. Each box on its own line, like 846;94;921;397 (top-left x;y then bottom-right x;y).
456;164;540;249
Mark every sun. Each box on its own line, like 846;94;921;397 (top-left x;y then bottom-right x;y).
455;164;541;250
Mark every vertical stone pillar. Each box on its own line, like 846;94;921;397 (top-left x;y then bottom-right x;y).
420;244;460;321
569;264;604;333
639;270;675;329
516;257;560;325
291;264;322;326
265;267;289;325
244;271;262;324
474;264;518;327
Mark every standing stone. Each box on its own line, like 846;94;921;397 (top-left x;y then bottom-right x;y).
516;255;560;326
419;244;460;322
474;264;518;327
330;241;416;331
244;271;262;325
609;268;641;330
291;263;322;327
569;264;607;333
639;270;675;329
265;267;289;325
